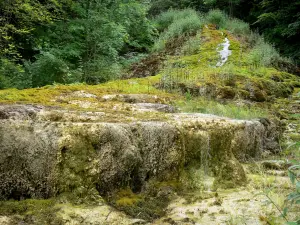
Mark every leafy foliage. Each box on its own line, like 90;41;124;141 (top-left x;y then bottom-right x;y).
287;164;300;207
0;0;155;88
253;0;300;63
149;0;210;16
27;52;69;87
282;164;300;224
0;0;57;60
0;58;30;89
258;163;300;224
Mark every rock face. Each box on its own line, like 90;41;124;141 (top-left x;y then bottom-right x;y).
0;104;280;200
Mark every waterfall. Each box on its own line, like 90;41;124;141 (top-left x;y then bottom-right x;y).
216;38;232;67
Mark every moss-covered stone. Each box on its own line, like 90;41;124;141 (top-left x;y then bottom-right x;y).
108;181;179;221
0;100;282;203
0;199;63;224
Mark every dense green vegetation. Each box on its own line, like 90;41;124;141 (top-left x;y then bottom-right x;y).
0;0;299;89
0;0;155;88
149;0;300;65
0;2;299;224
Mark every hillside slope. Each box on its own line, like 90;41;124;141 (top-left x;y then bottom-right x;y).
0;13;299;225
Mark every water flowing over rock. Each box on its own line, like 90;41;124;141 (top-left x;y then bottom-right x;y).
216;38;232;67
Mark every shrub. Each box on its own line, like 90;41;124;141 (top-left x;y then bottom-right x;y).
206;9;228;29
148;0;178;16
154;8;199;32
247;39;281;67
225;18;250;36
0;58;31;89
66;67;83;84
153;9;204;52
167;15;203;38
27;52;69;87
83;57;121;84
181;31;202;55
247;31;261;48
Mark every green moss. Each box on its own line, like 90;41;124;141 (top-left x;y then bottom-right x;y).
108;181;178;221
0;199;63;224
55;126;102;204
115;188;142;207
207;128;248;189
213;158;247;189
115;197;140;207
0;75;176;107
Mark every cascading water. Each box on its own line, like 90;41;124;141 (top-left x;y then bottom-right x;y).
216;37;232;67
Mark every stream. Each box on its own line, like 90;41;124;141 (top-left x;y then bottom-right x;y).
216;37;231;67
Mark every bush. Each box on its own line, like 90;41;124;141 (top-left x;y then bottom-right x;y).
181;31;202;55
247;39;282;67
247;31;261;48
27;52;69;87
206;9;228;29
0;58;31;89
167;15;203;37
153;9;204;52
154;8;199;32
148;0;178;16
83;57;121;84
225;18;250;36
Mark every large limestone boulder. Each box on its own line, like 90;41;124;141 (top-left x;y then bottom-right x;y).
0;105;280;200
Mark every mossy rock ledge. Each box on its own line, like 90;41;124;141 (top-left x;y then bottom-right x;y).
0;104;280;201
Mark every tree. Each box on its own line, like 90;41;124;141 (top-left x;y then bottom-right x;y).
0;0;61;61
253;0;300;63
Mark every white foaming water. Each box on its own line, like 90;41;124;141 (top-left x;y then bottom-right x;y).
216;38;232;67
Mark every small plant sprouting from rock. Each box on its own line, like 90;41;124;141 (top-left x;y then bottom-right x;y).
257;163;300;224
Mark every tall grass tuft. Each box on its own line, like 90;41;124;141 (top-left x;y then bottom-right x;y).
206;9;228;29
153;9;204;52
176;97;269;119
225;18;250;36
247;38;290;67
181;31;202;55
154;8;200;32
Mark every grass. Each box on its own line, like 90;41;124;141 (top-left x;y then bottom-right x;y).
154;8;201;32
176;97;269;119
153;9;204;52
247;162;299;223
206;9;228;29
281;141;300;160
180;31;202;55
0;199;62;224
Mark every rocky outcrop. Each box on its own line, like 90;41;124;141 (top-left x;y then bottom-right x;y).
0;104;281;200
